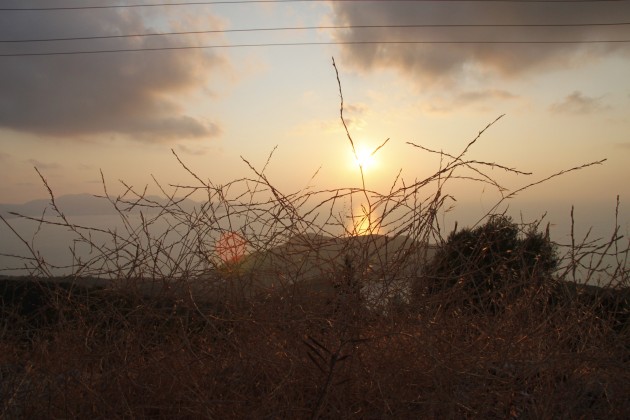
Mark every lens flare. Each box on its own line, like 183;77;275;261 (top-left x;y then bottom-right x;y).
215;231;247;264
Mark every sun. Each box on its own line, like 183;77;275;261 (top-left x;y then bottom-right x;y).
354;145;376;170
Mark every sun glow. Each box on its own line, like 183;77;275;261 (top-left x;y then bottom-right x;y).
354;145;376;170
350;207;380;236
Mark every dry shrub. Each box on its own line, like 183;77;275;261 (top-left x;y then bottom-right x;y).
1;60;628;418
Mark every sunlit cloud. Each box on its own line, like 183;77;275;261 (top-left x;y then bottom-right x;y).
177;143;211;156
550;91;610;115
423;89;518;114
329;2;630;88
16;182;36;187
457;89;517;104
291;119;339;136
26;159;61;170
292;102;368;135
343;103;368;131
0;9;230;142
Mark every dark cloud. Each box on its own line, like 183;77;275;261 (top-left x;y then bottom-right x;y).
550;91;610;115
0;9;227;141
330;2;629;87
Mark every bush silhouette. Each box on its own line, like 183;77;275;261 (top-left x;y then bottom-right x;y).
418;215;558;312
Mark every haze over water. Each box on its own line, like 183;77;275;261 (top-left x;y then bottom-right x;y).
1;1;628;278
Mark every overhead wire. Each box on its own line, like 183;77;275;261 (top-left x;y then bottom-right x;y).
2;39;630;57
2;22;629;43
2;0;630;12
2;0;628;56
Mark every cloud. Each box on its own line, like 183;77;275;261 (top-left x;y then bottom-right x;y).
26;159;60;170
293;102;368;135
0;9;228;142
423;89;517;114
177;143;210;156
615;142;630;150
456;89;517;104
329;2;629;87
343;103;368;131
550;91;610;115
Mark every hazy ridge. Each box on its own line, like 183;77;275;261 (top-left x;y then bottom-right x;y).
0;193;207;218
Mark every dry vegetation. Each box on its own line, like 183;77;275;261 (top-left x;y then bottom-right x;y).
1;61;628;418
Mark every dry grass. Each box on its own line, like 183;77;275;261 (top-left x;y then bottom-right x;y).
0;280;627;418
1;60;628;418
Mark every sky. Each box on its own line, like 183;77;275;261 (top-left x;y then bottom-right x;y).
1;0;629;243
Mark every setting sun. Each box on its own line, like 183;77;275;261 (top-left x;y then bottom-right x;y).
354;145;376;170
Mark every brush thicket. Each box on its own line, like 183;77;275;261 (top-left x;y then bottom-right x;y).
1;62;627;418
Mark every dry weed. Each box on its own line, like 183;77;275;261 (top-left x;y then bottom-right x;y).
1;59;628;419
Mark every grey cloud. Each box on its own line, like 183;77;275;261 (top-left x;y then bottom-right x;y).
118;116;222;142
0;9;227;142
330;2;629;86
456;89;517;106
550;91;610;115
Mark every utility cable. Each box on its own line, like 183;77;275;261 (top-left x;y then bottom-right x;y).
2;39;629;57
1;0;629;12
2;22;629;43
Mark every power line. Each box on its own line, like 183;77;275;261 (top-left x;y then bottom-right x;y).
2;39;629;57
1;0;629;12
2;22;629;43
